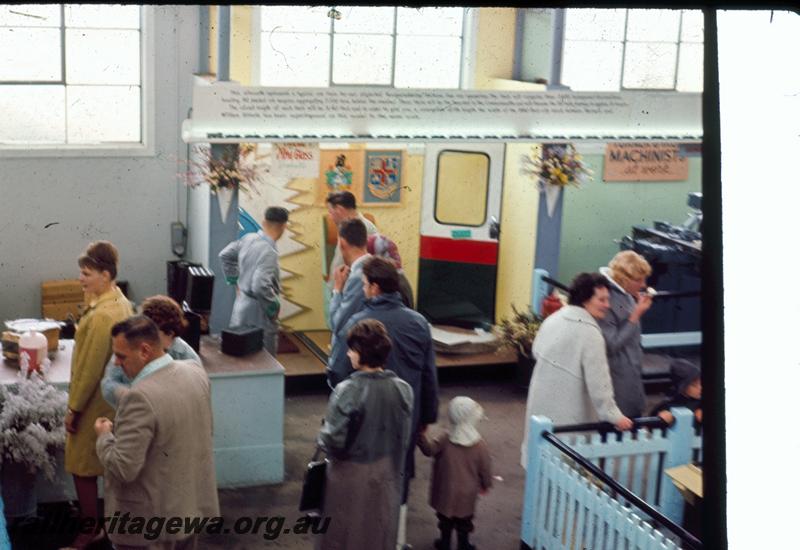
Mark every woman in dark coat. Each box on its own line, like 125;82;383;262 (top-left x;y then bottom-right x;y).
598;251;654;418
317;319;414;550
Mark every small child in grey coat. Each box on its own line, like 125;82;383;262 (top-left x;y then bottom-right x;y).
418;396;492;550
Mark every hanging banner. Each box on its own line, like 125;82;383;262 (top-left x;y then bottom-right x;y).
183;84;703;143
272;142;320;178
363;150;403;206
603;142;689;181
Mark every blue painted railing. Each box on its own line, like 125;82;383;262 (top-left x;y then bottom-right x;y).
521;408;701;549
0;494;11;549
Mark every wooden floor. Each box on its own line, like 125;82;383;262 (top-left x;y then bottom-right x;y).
275;332;327;376
278;329;517;378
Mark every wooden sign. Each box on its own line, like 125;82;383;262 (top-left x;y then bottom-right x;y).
603;143;689;181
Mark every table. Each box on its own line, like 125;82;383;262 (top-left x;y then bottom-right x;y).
1;336;285;503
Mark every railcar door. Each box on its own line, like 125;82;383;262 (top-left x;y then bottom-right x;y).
417;143;504;329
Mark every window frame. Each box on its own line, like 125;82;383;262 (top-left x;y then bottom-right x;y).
253;6;469;90
562;8;703;93
0;5;155;158
433;149;491;228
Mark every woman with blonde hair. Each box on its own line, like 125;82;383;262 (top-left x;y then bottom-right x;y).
64;241;133;548
598;250;654;418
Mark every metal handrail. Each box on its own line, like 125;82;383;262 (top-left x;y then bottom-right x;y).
542;275;700;300
553;416;669;435
542;430;703;550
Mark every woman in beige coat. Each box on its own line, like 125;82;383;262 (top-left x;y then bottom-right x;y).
64;241;133;548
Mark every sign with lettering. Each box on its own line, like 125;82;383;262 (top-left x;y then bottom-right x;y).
272;142;319;178
603;143;689;181
183;84;703;143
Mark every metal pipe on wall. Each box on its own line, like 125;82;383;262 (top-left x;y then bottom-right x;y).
198;6;209;74
549;8;565;87
216;5;231;81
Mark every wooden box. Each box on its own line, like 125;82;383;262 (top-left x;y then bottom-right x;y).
41;280;86;321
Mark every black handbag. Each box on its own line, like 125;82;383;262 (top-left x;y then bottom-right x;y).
299;446;327;515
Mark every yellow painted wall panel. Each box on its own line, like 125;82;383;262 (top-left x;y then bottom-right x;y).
495;143;540;323
474;8;517;90
231;6;253;85
280;151;424;332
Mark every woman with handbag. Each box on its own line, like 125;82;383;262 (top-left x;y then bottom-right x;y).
316;319;414;550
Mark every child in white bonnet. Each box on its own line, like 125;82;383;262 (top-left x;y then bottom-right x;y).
418;396;493;550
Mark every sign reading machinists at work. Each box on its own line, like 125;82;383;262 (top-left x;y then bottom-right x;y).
603;143;689;181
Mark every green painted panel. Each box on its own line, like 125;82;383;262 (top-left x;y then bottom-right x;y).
559;154;702;283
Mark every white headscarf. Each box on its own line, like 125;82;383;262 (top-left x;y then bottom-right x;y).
448;396;485;446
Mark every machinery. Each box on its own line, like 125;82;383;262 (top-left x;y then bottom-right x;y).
620;192;702;349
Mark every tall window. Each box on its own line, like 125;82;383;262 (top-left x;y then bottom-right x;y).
562;9;703;92
0;4;142;146
258;6;464;88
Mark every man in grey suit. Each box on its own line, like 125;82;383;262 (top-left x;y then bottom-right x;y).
95;316;219;549
219;206;289;356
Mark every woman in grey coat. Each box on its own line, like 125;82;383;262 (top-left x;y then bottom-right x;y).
598;251;653;418
522;273;633;467
317;319;414;550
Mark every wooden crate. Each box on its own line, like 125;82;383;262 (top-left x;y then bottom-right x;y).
41;279;86;321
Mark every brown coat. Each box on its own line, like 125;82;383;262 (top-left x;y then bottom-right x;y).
65;286;133;476
418;434;492;518
97;360;219;547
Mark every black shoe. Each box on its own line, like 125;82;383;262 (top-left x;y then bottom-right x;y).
434;539;450;550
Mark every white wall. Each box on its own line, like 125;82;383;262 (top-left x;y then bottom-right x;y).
0;6;199;319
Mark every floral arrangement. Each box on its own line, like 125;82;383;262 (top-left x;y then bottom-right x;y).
179;143;268;196
521;143;594;189
0;364;68;480
493;305;543;358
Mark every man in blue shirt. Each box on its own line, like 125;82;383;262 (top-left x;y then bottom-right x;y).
326;218;371;388
219;206;289;356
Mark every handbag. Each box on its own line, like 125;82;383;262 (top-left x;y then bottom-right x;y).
299;445;328;514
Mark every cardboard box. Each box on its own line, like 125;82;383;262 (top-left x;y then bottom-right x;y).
665;463;703;505
41;279;86;321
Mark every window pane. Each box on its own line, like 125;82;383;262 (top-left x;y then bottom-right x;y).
0;28;61;81
626;9;680;42
66;85;140;143
394;36;461;88
681;10;704;42
562;40;623;91
0;85;65;143
0;4;60;27
334;6;394;34
564;9;626;41
623;42;678;89
260;5;330;33
66;29;140;85
676;42;704;92
435;151;489;227
332;34;392;85
259;32;329;86
64;4;140;29
397;7;463;36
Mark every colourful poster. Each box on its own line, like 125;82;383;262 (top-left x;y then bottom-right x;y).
318;150;364;205
363;151;403;205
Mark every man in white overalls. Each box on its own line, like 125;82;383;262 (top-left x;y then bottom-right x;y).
219;207;289;356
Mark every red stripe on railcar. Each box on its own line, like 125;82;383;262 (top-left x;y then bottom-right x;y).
419;236;498;266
